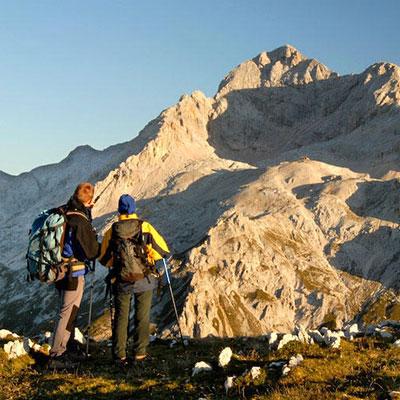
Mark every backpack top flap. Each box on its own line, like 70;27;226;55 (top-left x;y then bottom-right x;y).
112;219;147;282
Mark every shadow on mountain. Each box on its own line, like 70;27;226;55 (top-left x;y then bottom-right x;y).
327;178;400;290
329;226;400;291
291;177;332;210
207;76;400;177
292;176;400;297
95;167;263;256
345;179;400;224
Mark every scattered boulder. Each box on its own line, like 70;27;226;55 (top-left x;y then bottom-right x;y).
250;366;261;380
192;361;213;376
365;324;377;336
390;390;400;400
218;347;233;367
323;330;341;349
0;329;19;340
282;365;291;376
24;338;41;353
393;339;400;348
224;376;235;394
308;330;325;344
74;328;86;345
320;327;329;335
344;323;360;340
277;334;299;350
4;340;28;359
267;332;279;347
294;325;313;344
288;354;304;368
378;330;393;341
268;360;286;369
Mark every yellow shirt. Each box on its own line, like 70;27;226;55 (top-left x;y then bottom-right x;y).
98;213;170;267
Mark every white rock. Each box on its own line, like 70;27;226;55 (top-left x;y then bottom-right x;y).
4;340;28;359
23;338;34;351
365;324;377;336
320;327;329;335
393;339;400;348
379;331;393;340
288;353;304;368
218;347;233;367
277;334;299;350
0;329;19;340
296;353;304;363
250;366;261;380
295;325;313;344
323;330;341;349
390;390;400;399
192;361;213;376
308;330;324;344
282;365;291;376
269;361;286;369
344;323;360;340
267;332;278;347
74;327;86;345
32;343;42;352
224;376;235;394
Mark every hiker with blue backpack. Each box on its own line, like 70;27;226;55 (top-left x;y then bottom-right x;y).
26;182;100;369
49;182;100;368
99;194;170;366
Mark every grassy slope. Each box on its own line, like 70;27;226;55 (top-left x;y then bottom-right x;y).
1;337;400;400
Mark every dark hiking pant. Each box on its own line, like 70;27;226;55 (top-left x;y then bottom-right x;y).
51;276;85;357
113;287;153;359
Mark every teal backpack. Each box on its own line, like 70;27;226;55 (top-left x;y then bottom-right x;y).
26;208;68;283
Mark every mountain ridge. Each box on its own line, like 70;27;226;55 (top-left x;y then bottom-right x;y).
1;45;400;338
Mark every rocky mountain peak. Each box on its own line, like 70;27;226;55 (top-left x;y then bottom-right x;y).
217;45;337;97
253;44;305;67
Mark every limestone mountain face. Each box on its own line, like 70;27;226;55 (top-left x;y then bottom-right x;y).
217;45;336;96
1;45;400;337
175;160;398;337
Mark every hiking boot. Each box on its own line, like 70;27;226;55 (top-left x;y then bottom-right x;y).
133;353;150;362
114;357;129;368
47;354;79;370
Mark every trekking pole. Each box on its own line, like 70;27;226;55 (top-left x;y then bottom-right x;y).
85;260;95;357
93;172;120;204
162;258;186;348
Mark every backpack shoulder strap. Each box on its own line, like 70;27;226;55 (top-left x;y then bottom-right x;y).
65;211;89;221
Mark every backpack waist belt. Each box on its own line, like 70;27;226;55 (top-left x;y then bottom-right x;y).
70;263;86;272
62;258;86;270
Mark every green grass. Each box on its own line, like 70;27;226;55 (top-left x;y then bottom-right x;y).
2;336;400;399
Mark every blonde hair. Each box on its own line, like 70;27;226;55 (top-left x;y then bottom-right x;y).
73;182;94;204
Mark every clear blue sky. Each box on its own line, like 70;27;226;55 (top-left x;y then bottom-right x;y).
1;0;399;175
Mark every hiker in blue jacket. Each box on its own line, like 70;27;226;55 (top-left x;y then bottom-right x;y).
48;182;99;369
